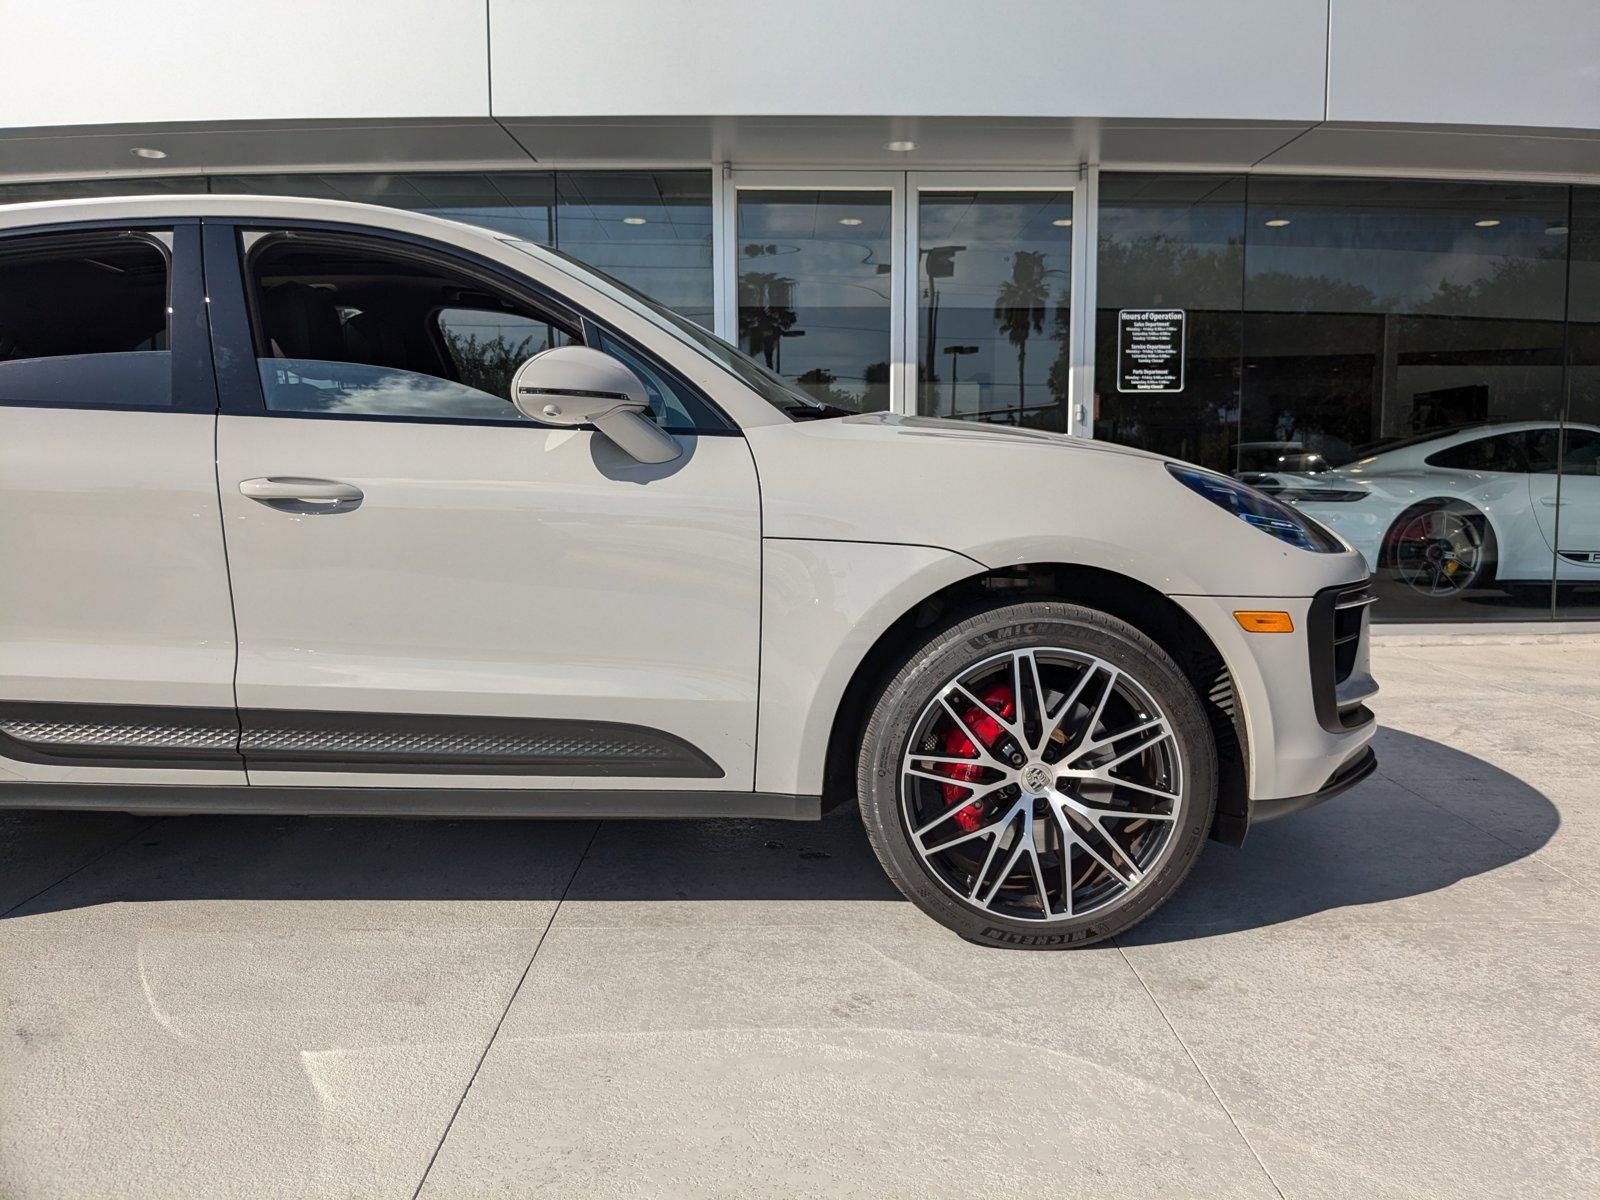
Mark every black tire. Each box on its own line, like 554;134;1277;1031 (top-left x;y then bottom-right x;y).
856;601;1216;949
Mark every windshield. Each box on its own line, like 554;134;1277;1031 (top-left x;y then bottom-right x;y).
506;240;841;419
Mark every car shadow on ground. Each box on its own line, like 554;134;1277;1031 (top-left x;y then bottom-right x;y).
2;728;1558;940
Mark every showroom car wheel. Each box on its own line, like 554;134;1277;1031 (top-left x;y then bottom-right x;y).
1385;501;1496;598
857;602;1216;949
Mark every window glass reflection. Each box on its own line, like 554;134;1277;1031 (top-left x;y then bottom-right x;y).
1094;175;1244;468
209;172;557;242
916;190;1073;428
1558;187;1600;616
1244;178;1569;619
208;171;716;325
737;189;892;412
556;172;714;327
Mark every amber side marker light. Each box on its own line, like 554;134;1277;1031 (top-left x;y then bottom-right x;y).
1234;611;1295;634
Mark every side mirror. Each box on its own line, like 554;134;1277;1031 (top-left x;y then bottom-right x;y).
509;345;681;465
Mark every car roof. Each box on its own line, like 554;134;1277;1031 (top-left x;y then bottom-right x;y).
1347;420;1600;468
0;193;512;246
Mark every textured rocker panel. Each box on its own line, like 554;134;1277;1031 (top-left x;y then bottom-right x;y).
0;701;242;768
0;718;237;750
239;709;724;778
0;700;724;779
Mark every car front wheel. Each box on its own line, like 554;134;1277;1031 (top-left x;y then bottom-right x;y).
856;601;1216;949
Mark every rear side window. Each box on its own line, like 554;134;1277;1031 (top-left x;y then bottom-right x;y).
1424;431;1532;473
0;232;172;409
1558;429;1600;476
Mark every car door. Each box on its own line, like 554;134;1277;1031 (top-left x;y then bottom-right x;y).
202;222;762;792
0;221;243;783
1528;427;1600;575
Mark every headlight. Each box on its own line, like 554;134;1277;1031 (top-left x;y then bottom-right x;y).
1166;464;1345;553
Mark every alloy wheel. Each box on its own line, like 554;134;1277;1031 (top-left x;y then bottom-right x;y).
1391;507;1485;596
899;647;1185;923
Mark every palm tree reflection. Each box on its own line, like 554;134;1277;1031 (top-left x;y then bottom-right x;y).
992;250;1059;417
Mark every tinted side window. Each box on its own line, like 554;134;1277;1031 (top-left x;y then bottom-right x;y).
1562;429;1600;476
590;325;729;432
0;232;171;409
1424;432;1531;472
436;307;562;400
247;235;578;424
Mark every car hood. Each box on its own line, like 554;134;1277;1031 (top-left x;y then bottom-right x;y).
744;412;1369;598
830;412;1171;464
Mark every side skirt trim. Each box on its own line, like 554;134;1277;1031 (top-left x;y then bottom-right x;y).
0;701;724;779
0;782;820;820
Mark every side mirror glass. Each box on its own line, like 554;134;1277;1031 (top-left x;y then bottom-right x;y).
509;345;681;464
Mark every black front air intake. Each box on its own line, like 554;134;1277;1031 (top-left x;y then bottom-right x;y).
1306;580;1376;733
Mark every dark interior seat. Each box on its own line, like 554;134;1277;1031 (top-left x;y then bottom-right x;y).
342;309;412;371
260;281;344;361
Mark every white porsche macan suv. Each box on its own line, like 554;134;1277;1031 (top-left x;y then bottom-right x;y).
0;196;1378;947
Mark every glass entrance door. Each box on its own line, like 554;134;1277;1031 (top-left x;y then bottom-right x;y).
718;171;1085;426
907;173;1083;430
726;172;903;412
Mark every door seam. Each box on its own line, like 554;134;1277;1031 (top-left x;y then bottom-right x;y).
199;219;247;776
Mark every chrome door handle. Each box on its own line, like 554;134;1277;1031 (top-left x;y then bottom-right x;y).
239;476;363;513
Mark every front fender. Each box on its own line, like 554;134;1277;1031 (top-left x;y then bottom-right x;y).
748;419;1368;599
755;539;980;796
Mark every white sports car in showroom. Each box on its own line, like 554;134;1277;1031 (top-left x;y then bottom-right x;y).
1283;422;1600;598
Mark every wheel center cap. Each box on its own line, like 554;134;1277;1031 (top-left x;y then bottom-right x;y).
1021;763;1053;794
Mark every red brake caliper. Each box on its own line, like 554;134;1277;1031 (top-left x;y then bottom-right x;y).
934;682;1015;832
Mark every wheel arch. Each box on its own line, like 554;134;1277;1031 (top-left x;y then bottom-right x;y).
820;561;1251;845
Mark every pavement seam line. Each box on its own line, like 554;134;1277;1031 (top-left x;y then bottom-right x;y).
1;816;163;919
410;819;604;1200
1388;646;1600;727
1375;765;1595;897
1113;938;1287;1200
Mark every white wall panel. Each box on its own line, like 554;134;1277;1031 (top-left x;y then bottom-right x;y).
489;0;1329;122
1328;0;1600;128
0;0;490;128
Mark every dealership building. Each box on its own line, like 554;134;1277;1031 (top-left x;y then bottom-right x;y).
4;0;1600;623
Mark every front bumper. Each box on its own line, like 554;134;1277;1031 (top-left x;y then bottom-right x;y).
1250;745;1378;823
1174;580;1379;815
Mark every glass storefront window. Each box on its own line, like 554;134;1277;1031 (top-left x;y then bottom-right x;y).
915;189;1074;428
0;176;208;202
1244;178;1569;620
0;171;714;327
736;189;893;412
1558;187;1600;617
1095;173;1577;620
1094;175;1245;470
209;171;556;241
555;172;714;328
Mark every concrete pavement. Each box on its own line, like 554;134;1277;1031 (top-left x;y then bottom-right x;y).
1;639;1596;1198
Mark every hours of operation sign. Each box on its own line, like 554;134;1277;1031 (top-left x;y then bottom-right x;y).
1117;309;1186;393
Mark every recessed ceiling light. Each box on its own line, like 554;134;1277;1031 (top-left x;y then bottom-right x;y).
130;147;167;160
622;216;647;225
1546;224;1570;236
1264;218;1291;228
1051;217;1073;227
838;217;863;226
884;140;917;153
1474;218;1501;228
